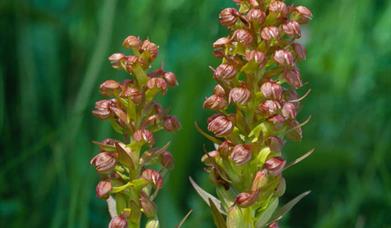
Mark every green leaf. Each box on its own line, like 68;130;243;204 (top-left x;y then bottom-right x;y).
284;149;315;170
194;122;222;144
176;210;192;228
227;206;247;228
209;199;227;228
269;191;311;223
255;198;279;227
189;177;226;214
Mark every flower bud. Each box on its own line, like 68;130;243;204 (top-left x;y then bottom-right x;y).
142;169;163;189
201;150;219;164
109;215;127;228
108;53;125;69
235;190;260;207
260;26;280;41
230;144;252;165
133;129;155;145
229;86;251;104
147;77;167;92
259;100;281;116
268;114;286;125
234;29;253;45
163;72;177;87
96;180;112;199
214;63;237;80
100;80;121;96
122;35;142;49
140;193;157;218
203;95;228;110
217;140;234;157
160;151;174;169
247;9;266;24
219;8;239;27
269;1;288;17
295;6;313;23
213;37;231;49
282;21;301;37
266;136;284;152
121;87;143;104
260;81;283;100
207;114;233;136
124;56;138;72
281;102;297;119
286;119;303;141
264;156;286;175
141;40;159;60
251;170;268;191
213;84;226;96
92;99;115;119
163;115;180;132
110;106;128;124
292;43;306;60
90;152;117;174
269;222;280;228
284;66;303;88
274;50;294;66
245;50;265;65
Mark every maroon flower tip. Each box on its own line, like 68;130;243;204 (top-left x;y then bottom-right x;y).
230;144;252;165
261;27;280;41
295;6;313;23
274;50;294;66
264;157;286;175
235;190;260;207
282;21;301;37
234;29;253;45
141;40;159;59
90;152;117;174
207;114;233;137
203;94;228;110
269;1;288;16
133;129;155;145
281;102;297;119
259;100;281;116
266;136;284;152
109;215;128;228
284;67;303;88
260;81;283;100
163;72;178;87
229;86;251;104
213;37;231;49
147;77;167;92
163;115;181;132
142;169;163;189
108;53;125;69
292;43;306;60
122;35;142;49
100;80;120;96
96;180;112;199
214;63;237;80
213;84;226;96
160;151;174;169
245;50;265;65
219;8;239;27
247;9;266;24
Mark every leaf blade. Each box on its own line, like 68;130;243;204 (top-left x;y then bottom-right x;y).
269;191;311;223
189;177;226;214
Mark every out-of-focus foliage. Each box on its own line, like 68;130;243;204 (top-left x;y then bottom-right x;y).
0;0;390;227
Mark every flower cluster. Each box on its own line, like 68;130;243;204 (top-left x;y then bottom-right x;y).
91;35;179;228
199;0;312;227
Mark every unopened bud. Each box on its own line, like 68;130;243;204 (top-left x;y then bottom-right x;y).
261;26;280;41
140;193;157;218
292;43;306;60
147;77;167;92
142;169;163;189
160;151;174;169
109;215;127;228
219;8;239;27
230;144;252;165
269;1;288;17
269;222;280;228
163;72;177;87
284;67;303;88
282;21;301;37
133;129;155;145
235;190;260;207
207;114;233;136
259;100;281;116
214;64;237;80
251;169;268;190
100;80;121;96
213;37;231;49
264;156;286;175
163;115;180;132
234;29;253;45
96;180;112;199
260;81;283;100
274;50;294;66
213;84;226;96
121;87;143;104
247;9;266;24
90;152;117;174
108;53;125;69
110;106;128;124
217;140;234;157
203;95;228;110
201;150;219;164
245;50;265;65
281;102;297;119
266;136;284;152
295;6;313;23
122;35;142;49
229;86;251;104
92;99;115;119
124;56;138;72
141;40;159;60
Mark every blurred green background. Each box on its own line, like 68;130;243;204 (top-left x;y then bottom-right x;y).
1;0;391;227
